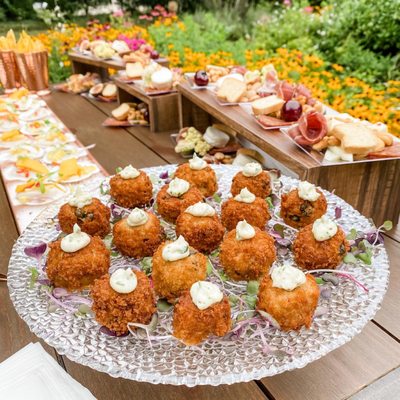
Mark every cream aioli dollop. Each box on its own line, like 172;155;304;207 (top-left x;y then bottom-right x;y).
127;208;148;227
271;264;306;291
60;224;90;253
189;153;207;170
236;220;255;241
119;165;140;179
312;215;338;241
167;177;190;197
190;281;223;310
162;235;190;262
234;187;256;203
68;186;92;208
110;268;137;294
242;162;262;177
298;181;320;202
185;202;215;217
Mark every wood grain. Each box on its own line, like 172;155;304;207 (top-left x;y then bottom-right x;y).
260;323;400;400
62;358;270;400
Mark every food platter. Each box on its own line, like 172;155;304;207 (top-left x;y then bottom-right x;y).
7;164;389;386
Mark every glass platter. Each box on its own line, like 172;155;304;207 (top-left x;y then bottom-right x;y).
7;164;389;387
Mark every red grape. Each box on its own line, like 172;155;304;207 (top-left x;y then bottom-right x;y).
150;50;159;59
194;70;209;86
281;100;302;122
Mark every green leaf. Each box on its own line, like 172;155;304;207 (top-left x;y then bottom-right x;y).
210;248;220;258
218;269;229;282
343;253;358;264
244;295;256;309
29;267;39;289
77;304;92;314
265;196;274;209
246;280;260;296
212;193;222;203
382;220;393;231
140;257;153;275
357;252;372;265
206;259;213;276
228;294;238;306
39;181;45;194
115;167;122;173
273;223;285;238
315;277;324;285
157;299;173;312
346;228;357;240
110;250;119;257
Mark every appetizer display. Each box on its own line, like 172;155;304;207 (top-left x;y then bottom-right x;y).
87;82;117;102
140;62;183;94
56;158;99;183
103;102;149;127
56;73;100;94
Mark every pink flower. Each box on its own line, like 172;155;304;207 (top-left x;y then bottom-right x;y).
113;9;124;17
283;0;292;6
303;6;313;13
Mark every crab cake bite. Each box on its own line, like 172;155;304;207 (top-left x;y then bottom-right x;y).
113;208;163;258
173;281;231;345
257;264;319;331
280;181;327;229
152;236;207;302
156;177;203;223
293;215;349;270
231;162;271;198
91;269;156;336
58;187;110;238
221;187;270;231
47;224;110;291
174;153;218;197
109;165;153;208
220;220;276;281
175;202;224;253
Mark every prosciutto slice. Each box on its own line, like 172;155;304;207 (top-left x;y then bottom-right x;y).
287;111;327;146
275;81;295;101
257;115;294;128
367;143;400;159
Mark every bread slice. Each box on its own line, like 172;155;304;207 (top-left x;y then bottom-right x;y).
126;62;144;79
251;95;285;116
331;123;385;154
102;83;117;98
111;103;130;121
217;78;246;103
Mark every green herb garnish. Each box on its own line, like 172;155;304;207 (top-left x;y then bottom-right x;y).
246;280;260;296
212;193;222;203
29;267;39;289
140;257;153;276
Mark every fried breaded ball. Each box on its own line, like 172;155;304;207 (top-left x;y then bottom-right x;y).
91;270;156;336
152;242;207;302
293;224;349;270
220;227;276;281
156;184;203;223
58;198;110;238
175;212;224;253
174;163;217;197
46;237;110;291
113;212;163;258
221;197;270;231
231;171;271;198
280;189;327;229
257;274;319;331
173;290;231;345
109;171;153;208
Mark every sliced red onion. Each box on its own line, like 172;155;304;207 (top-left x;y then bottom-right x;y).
159;171;169;179
258;310;281;329
37;278;51;286
99;326;129;337
320;285;332;299
366;231;384;245
52;287;69;298
24;242;47;259
335;206;342;219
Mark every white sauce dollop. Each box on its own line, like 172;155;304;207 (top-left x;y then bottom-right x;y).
60;224;90;253
189;153;207;170
236;220;256;241
312;215;338;241
190;281;223;310
234;187;256;204
242;162;262;177
110;268;137;294
127;208;148;227
167;177;190;197
298;181;320;202
119;165;140;179
162;235;190;262
151;67;173;87
271;264;306;291
68;186;92;208
185;202;215;217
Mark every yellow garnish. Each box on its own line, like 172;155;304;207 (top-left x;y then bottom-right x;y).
1;130;23;142
16;158;49;175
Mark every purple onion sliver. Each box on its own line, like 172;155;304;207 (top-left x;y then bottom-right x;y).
52;287;69;298
159;171;169;179
275;237;291;247
37;278;51;286
24;242;47;259
271;193;280;207
100;326;129;337
320;286;332;299
277;247;289;256
334;206;342;219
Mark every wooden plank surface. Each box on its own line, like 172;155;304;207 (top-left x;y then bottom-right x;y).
349;367;400;400
260;322;400;400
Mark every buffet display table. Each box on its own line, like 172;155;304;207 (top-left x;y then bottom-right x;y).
1;91;400;399
177;82;400;226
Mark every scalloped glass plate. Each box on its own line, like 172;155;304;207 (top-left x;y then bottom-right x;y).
7;164;389;387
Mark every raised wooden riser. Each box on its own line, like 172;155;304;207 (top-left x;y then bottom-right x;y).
177;84;400;226
115;80;179;133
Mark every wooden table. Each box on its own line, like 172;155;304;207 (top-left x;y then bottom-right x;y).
1;91;400;400
177;83;400;226
69;51;169;80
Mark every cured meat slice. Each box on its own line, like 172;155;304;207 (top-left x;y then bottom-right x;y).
367;143;400;159
298;111;328;144
275;81;295;101
257;115;294;127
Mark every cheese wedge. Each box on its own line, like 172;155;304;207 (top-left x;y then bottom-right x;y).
251;95;285;116
112;103;130;121
16;158;49;175
217;78;246;103
126;62;144;79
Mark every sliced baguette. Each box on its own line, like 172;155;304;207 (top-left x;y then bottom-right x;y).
251;95;285;116
111;103;130;121
126;62;144;79
101;83;117;98
217;78;246;103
